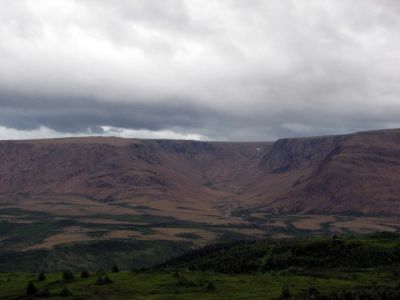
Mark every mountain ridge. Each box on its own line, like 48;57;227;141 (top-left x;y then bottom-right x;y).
1;128;400;218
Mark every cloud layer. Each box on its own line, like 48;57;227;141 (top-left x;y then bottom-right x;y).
1;0;400;140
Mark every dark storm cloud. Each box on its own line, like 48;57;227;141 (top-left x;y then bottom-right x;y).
1;0;400;140
0;92;217;132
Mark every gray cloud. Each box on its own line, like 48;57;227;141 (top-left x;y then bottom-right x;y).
0;0;400;141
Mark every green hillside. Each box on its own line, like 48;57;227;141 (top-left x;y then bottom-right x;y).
2;234;400;299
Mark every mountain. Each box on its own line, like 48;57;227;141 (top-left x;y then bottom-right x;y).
0;137;270;223
1;128;400;219
2;129;400;270
253;128;400;215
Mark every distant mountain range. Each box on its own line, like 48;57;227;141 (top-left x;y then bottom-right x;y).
1;128;400;217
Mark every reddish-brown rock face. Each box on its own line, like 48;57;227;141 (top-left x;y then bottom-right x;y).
1;128;400;217
254;129;400;215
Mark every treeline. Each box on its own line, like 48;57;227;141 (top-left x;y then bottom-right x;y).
158;240;267;273
159;234;400;273
264;239;400;270
0;239;190;272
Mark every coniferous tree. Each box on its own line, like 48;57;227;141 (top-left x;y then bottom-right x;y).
62;270;75;281
26;281;38;295
103;275;113;284
112;265;119;273
280;286;291;299
81;270;90;278
37;272;46;282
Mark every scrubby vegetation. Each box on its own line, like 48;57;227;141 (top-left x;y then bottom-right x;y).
1;233;400;299
160;233;400;273
0;239;191;272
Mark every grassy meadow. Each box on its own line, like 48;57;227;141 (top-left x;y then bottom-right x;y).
2;234;400;299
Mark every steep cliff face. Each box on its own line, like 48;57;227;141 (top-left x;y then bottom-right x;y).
1;129;400;217
0;139;165;198
261;135;344;173
0;138;268;210
255;129;400;215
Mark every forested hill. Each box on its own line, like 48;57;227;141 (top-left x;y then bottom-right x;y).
159;233;400;273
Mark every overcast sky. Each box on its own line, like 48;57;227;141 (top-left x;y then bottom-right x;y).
1;0;400;141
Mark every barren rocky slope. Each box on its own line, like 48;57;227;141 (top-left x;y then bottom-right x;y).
253;129;400;215
1;128;400;219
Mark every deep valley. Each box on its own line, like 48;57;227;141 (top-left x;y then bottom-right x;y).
1;129;400;272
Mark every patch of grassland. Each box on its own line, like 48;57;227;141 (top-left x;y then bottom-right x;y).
1;269;399;300
0;219;79;250
175;233;202;240
1;234;400;299
0;239;192;273
0;208;53;220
